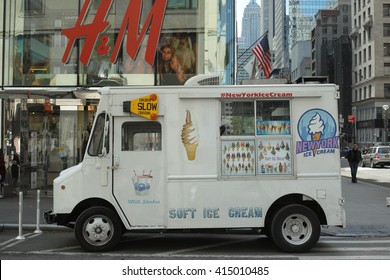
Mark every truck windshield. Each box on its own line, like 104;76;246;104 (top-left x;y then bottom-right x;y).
88;113;109;156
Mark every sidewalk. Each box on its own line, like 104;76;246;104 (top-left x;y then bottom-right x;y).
0;192;69;231
1;174;390;236
322;169;390;236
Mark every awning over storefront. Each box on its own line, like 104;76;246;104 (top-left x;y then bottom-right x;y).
0;87;101;100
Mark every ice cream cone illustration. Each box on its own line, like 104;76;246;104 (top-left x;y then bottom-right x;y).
308;113;325;157
181;110;199;160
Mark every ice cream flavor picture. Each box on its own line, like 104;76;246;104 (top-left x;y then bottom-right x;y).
181;110;200;160
222;141;255;176
256;120;291;135
257;139;292;175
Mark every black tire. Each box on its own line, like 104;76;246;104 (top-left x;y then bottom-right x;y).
270;204;320;253
75;206;122;252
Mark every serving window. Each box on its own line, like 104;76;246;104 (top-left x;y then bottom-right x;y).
221;100;292;176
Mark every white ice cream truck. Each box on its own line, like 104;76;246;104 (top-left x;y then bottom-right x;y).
45;82;346;253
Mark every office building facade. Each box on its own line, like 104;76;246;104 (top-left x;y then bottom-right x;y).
350;0;390;145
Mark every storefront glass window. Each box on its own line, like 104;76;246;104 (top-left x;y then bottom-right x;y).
1;0;234;191
2;0;233;87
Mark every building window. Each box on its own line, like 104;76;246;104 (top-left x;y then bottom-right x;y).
368;45;372;59
24;0;45;15
343;26;349;35
167;0;198;9
332;27;337;34
369;65;372;77
385;84;390;98
384;23;390;36
369;85;372;98
322;27;327;34
384;4;390;17
384;63;390;76
384;43;390;56
343;15;348;23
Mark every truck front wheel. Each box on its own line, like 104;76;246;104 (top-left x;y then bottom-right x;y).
270;204;320;253
75;206;122;252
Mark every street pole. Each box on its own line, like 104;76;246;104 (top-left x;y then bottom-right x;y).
383;105;389;144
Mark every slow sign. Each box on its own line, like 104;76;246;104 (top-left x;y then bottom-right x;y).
123;94;158;120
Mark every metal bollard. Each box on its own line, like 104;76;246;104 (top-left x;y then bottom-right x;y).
15;192;25;240
34;190;42;234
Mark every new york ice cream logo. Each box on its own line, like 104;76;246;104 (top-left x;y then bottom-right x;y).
296;109;339;157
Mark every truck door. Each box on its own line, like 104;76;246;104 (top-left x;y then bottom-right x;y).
113;117;165;227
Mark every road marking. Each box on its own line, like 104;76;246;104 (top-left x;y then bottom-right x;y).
0;232;42;250
151;236;260;257
319;239;390;244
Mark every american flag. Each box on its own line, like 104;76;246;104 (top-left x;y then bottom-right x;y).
252;33;272;78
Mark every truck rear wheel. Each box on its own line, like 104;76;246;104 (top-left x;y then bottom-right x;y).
270;204;320;253
75;206;122;252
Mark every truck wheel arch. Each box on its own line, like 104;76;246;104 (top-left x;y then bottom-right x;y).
67;198;124;229
264;193;327;232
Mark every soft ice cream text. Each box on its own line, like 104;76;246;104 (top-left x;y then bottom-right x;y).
169;207;262;219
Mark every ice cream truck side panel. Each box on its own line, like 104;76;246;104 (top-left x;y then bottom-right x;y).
46;84;345;253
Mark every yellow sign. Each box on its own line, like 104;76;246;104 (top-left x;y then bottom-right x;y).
126;94;158;120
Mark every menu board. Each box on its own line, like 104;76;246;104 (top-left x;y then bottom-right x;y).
257;139;292;175
222;141;256;176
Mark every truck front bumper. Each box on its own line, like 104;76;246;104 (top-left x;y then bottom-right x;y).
44;210;57;224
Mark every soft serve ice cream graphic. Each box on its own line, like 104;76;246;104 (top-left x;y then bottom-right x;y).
181;110;200;160
296;109;339;157
307;113;325;156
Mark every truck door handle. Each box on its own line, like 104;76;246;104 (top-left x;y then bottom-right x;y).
112;155;120;170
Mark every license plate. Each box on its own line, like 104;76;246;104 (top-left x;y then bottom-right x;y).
385;155;389;158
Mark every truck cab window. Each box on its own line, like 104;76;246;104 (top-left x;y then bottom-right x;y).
88;113;110;156
121;122;162;151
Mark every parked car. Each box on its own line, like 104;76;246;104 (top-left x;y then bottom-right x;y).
361;146;390;168
340;147;351;158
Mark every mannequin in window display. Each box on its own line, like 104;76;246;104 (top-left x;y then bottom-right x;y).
123;44;153;74
174;35;196;75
